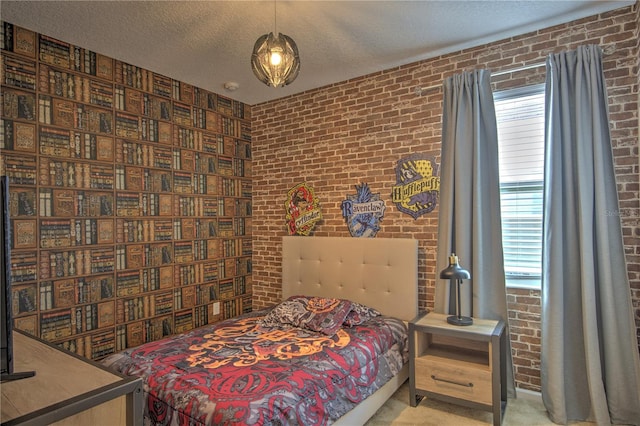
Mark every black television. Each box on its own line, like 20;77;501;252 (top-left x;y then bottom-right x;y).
1;175;35;382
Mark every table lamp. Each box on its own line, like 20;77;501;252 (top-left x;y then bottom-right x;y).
440;253;472;326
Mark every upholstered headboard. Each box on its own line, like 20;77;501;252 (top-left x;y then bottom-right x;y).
282;236;419;322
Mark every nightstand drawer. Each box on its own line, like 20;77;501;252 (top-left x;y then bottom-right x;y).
415;356;492;405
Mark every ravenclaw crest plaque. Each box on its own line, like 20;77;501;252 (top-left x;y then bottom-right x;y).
285;182;322;235
392;154;440;219
341;183;385;238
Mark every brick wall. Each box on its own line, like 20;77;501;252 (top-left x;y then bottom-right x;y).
252;4;639;392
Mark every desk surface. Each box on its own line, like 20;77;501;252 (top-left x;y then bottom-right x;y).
1;331;134;424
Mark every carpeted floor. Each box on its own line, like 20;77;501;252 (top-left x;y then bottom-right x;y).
364;381;594;425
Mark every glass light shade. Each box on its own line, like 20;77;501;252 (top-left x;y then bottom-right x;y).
251;32;300;87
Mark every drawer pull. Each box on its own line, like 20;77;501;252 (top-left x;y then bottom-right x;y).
430;375;474;388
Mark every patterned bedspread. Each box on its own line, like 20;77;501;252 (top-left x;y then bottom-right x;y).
103;310;408;425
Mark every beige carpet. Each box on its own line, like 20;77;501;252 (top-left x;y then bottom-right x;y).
364;381;594;426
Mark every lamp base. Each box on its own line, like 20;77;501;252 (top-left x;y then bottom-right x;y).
447;315;473;326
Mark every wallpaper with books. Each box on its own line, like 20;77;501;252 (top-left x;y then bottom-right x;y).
0;22;252;360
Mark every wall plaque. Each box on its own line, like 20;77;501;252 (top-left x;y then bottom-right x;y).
392;154;440;219
341;183;385;237
285;182;322;235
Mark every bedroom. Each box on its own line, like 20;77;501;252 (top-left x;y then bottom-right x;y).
1;1;639;425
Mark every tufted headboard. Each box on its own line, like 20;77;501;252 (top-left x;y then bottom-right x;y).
282;236;419;322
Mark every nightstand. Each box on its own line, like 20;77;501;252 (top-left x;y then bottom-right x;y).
409;312;507;426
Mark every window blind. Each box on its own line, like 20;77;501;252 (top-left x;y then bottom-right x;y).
494;86;545;287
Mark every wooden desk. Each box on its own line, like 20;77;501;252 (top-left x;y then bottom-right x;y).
1;331;142;426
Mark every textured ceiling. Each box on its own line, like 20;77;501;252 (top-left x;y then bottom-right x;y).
0;1;634;105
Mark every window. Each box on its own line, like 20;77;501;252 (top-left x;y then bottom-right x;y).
494;85;545;288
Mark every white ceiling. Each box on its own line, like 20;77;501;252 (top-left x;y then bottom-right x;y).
1;1;634;105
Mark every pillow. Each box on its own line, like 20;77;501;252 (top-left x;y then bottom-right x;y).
343;301;381;327
259;297;309;329
259;295;353;336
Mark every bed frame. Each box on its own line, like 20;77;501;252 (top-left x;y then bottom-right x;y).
282;236;419;425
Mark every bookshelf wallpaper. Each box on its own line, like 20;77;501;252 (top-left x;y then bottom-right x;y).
0;22;253;360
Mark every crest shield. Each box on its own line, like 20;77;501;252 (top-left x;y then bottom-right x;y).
285;182;322;235
391;154;440;219
341;183;385;238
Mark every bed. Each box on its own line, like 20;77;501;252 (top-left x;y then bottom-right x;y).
103;236;419;425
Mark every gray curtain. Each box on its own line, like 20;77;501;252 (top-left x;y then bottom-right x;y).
435;69;515;397
541;45;640;425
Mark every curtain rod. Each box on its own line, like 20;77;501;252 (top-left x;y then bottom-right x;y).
414;61;546;96
492;61;545;77
414;46;613;96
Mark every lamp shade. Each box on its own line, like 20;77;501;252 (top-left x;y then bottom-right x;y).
251;32;300;87
440;253;470;280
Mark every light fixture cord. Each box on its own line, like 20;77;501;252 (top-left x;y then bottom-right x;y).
274;0;277;35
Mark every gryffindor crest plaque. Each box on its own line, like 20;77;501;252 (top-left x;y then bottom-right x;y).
285;182;322;235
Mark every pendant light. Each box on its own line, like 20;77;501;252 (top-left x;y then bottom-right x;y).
251;0;300;87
